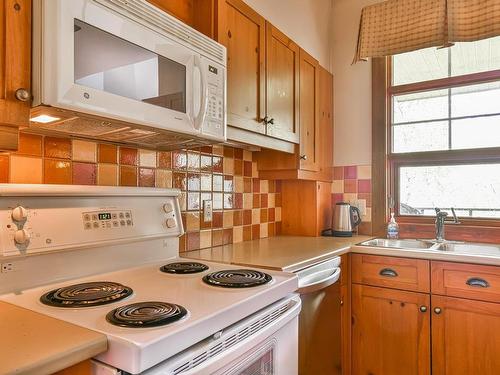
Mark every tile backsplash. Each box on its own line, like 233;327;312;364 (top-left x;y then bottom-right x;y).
0;132;282;251
331;165;372;224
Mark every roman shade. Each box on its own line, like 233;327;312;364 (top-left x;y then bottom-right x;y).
353;0;500;63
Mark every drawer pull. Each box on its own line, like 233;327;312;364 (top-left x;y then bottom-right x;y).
466;277;490;288
379;268;398;277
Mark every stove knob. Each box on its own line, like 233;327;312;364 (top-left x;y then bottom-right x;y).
12;206;28;222
166;218;177;228
14;229;30;245
163;203;174;213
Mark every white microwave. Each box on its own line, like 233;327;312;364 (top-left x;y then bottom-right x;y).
31;0;226;148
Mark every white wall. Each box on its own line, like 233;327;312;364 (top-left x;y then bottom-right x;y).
331;0;379;166
244;0;334;69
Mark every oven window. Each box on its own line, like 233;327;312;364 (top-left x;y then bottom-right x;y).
228;346;274;375
74;19;186;113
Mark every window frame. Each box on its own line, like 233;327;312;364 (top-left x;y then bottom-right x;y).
386;58;500;225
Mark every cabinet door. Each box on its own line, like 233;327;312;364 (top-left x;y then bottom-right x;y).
298;49;319;171
0;0;31;150
217;0;266;134
432;295;500;375
352;285;431;375
318;66;333;180
266;23;299;143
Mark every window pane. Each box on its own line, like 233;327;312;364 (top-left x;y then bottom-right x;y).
393;121;449;153
451;116;500;150
451;81;500;117
451;36;500;77
392;90;448;123
392;47;448;85
399;164;500;218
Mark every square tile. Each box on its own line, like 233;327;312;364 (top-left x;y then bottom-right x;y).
344;165;357;179
212;229;223;247
212;156;223;173
185;212;200;232
275;193;282;207
98;144;118;164
275;180;282;193
44;137;71;159
187;192;200;211
139;149;157;168
139;168;155;187
358;179;372;193
333;166;344;180
243;210;252;225
269;207;276;222
157;151;172;169
0;155;9;182
251;224;260;240
243;178;252;193
268;193;275;208
260;180;268;193
213;174;223;192
268;222;276;236
234;159;243;175
223;228;233;245
187;152;200;171
234;148;243;160
212;145;224;156
253;194;261;208
268;181;276;193
199;230;212;249
332;193;344;205
200;154;212;172
119;147;138;166
212;211;223;228
260;223;268;238
223;146;234;158
243;193;252;209
275;207;282;221
44;159;72;184
252;178;260;193
98;164;118;186
173;172;187;190
243;161;252;177
223;157;234;175
344;179;357;193
17;133;42;156
260;208;268;223
10;156;42;183
172;151;187;170
120;166;137;186
252;208;261;224
179;234;186;252
243;150;252;161
233;226;243;243
357;165;372;179
234;193;243;209
187;173;201;191
260;194;268;208
73;162;96;185
186;232;200;251
252;162;258;178
332;180;344;194
234;176;244;193
223;193;233;209
155;169;172;188
358;192;372;207
223;211;233;228
200;145;213;154
178;192;187;211
200;174;212;191
213;193;223;210
243;226;252;241
223;175;234;192
72;140;97;163
233;210;243;226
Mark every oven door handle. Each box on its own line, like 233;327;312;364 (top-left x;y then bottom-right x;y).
193;55;208;131
298;267;341;294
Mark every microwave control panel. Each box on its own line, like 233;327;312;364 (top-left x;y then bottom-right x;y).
203;60;225;139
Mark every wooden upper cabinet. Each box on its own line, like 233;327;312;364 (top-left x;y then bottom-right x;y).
318;66;333;180
265;23;300;143
0;0;31;151
217;0;266;134
431;295;500;375
147;0;215;38
352;285;431;375
298;49;319;172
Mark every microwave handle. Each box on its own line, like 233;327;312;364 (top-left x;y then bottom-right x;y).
193;55;208;131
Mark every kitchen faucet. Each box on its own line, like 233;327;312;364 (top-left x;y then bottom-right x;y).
434;208;461;242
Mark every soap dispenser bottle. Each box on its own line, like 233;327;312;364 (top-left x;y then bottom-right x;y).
387;212;399;239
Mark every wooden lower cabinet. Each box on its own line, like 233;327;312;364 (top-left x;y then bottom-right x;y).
431;295;500;375
351;284;431;375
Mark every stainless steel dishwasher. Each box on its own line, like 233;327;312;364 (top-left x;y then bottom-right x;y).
296;257;342;375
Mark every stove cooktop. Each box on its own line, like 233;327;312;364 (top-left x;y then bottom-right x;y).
106;301;188;328
160;261;209;274
203;269;273;288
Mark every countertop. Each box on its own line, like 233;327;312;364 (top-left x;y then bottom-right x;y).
183;235;372;272
183;235;500;271
0;301;107;375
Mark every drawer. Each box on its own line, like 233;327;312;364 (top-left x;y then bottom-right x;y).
352;254;430;292
431;261;500;303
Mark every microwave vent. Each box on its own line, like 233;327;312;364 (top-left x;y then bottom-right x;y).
93;0;226;65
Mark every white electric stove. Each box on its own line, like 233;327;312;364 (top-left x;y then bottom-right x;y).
0;185;299;375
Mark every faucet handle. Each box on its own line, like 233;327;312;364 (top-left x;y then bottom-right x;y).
436;210;448;218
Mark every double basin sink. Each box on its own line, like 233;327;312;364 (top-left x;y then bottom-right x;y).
359;238;500;256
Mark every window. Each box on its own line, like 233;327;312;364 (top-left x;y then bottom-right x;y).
389;36;500;219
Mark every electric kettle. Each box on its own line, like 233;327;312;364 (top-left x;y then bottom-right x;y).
322;202;362;237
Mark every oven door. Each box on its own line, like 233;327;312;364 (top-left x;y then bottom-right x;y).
36;0;215;138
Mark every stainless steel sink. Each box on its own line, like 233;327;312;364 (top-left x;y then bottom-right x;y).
359;238;500;256
359;238;437;250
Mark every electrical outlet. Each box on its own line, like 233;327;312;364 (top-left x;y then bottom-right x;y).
203;200;213;222
357;199;367;216
1;262;14;273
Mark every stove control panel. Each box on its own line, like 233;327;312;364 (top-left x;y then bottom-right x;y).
0;188;183;257
82;210;133;230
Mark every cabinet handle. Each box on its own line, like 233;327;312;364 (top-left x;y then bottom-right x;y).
466;277;490;288
379;268;398;277
15;88;30;102
300;155;307;160
262;116;269;124
268;118;275;125
434;307;442;314
419;306;427;313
